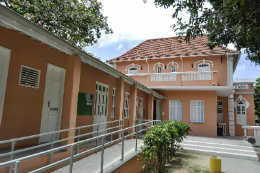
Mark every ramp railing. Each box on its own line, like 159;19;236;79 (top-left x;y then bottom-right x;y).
0;119;124;173
0;120;161;173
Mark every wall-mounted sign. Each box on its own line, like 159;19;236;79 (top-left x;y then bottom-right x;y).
77;92;93;116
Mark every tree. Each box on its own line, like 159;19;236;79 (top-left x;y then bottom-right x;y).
1;0;113;50
144;0;260;65
255;78;260;118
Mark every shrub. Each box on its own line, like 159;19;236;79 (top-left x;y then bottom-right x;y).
137;120;192;173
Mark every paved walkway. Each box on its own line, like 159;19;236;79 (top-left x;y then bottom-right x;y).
52;139;143;173
220;156;260;173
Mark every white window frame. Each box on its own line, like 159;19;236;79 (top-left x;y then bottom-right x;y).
128;67;138;74
157;66;162;73
111;88;116;118
198;63;210;72
190;100;204;123
170;65;176;72
124;92;130;119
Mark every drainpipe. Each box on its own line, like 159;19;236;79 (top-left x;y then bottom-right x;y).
181;57;183;72
146;59;149;73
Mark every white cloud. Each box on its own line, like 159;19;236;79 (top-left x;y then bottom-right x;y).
116;44;123;50
94;0;182;47
237;64;246;70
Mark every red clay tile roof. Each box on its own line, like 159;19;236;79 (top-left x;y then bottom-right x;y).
107;34;240;62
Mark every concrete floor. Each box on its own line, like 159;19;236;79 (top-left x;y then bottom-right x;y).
220;156;260;173
52;139;143;173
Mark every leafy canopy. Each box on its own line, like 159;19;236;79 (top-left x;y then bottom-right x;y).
1;0;113;49
255;78;260;118
144;0;260;65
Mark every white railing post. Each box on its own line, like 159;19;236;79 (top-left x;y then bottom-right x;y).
258;129;260;137
69;144;74;173
244;128;247;137
14;161;20;173
254;129;257;137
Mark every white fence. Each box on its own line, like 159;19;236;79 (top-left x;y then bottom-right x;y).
242;126;260;137
182;72;212;81
218;123;226;136
151;74;177;82
234;84;250;90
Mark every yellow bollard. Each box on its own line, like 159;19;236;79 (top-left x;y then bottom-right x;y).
209;157;221;173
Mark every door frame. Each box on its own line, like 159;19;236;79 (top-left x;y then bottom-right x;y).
156;100;162;124
217;100;224;123
0;45;11;128
169;100;182;121
39;63;66;143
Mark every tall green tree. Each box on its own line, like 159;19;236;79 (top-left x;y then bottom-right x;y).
255;78;260;118
144;0;260;65
1;0;113;50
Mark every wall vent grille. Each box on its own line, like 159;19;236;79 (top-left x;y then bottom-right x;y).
19;65;40;88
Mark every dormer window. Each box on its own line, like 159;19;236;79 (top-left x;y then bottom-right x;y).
128;67;138;74
157;66;162;73
171;65;176;72
198;63;210;72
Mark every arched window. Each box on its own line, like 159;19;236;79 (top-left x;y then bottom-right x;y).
171;65;176;72
128;67;138;74
157;66;162;73
198;63;210;72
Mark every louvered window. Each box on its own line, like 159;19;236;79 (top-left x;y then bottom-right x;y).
19;65;40;88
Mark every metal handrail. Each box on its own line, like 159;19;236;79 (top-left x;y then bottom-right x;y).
0;119;123;144
0;119;124;173
1;120;161;173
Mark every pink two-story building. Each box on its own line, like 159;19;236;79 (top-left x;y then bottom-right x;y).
107;35;255;137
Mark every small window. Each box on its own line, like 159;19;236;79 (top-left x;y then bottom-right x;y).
198;63;210;72
190;101;204;123
128;67;138;74
111;88;116;118
171;65;176;72
157;66;162;73
19;65;40;88
124;92;130;119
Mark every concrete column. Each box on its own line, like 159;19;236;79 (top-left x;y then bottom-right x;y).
60;55;81;145
128;85;137;137
147;94;154;121
114;78;124;138
227;55;235;136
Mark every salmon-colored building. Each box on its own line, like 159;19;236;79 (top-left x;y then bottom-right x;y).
0;4;258;173
0;5;165;150
107;36;255;137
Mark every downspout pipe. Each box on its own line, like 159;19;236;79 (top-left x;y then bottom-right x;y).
181;57;183;72
146;59;149;73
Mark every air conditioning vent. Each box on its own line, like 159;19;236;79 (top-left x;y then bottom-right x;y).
19;65;40;88
248;137;256;144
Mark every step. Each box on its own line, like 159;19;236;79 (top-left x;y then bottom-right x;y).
178;147;259;162
180;143;256;156
184;136;251;147
182;140;255;151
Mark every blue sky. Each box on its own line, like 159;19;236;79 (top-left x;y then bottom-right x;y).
86;0;260;79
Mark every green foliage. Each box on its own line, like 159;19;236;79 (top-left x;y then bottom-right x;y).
1;0;113;49
144;0;260;65
137;120;192;173
255;78;260;118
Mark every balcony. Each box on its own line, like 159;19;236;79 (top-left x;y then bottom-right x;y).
127;71;218;87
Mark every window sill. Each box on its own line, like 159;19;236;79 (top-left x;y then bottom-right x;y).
189;122;205;124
